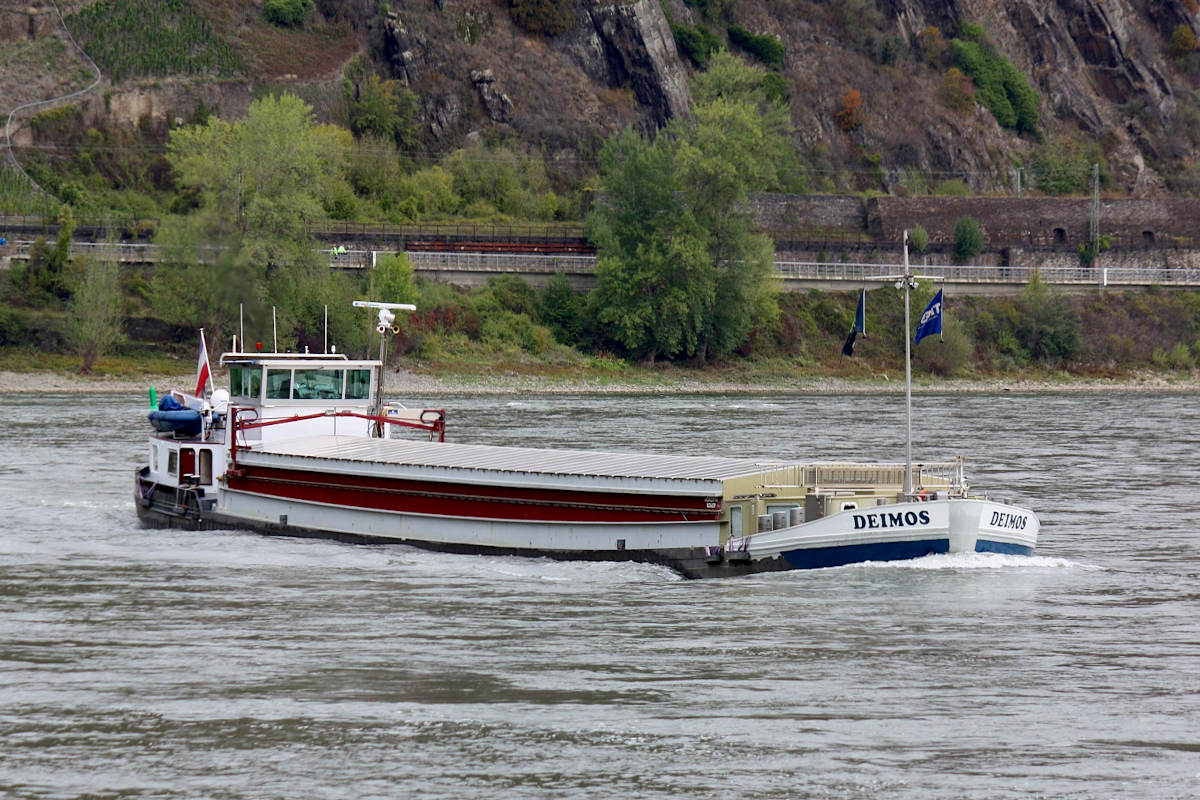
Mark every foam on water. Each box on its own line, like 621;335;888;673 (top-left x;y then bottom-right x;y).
850;551;1094;571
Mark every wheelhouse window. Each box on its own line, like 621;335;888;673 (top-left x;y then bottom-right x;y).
730;506;743;537
167;450;178;477
292;369;344;400
265;369;292;400
230;366;263;399
346;369;372;400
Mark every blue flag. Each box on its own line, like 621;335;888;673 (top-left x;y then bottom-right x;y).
914;289;943;345
841;289;866;357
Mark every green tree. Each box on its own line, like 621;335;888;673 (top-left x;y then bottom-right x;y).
954;215;984;261
537;272;585;345
343;73;418;150
68;255;125;372
369;252;418;305
589;53;791;362
264;0;313;26
1017;272;1081;361
163;93;353;347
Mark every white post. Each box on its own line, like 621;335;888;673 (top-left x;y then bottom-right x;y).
272;306;278;353
902;230;914;497
324;304;328;354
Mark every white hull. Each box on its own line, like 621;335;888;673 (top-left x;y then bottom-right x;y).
728;498;1038;569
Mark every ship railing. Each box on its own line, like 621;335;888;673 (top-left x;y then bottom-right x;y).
759;458;966;494
226;406;446;472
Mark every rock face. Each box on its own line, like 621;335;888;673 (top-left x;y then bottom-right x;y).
383;12;425;86
470;69;513;123
882;0;1193;192
562;0;692;128
380;0;690;149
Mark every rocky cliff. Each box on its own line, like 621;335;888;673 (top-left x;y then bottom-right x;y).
373;0;1200;193
6;0;1200;196
381;0;690;159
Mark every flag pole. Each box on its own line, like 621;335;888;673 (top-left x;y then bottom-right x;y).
902;230;914;497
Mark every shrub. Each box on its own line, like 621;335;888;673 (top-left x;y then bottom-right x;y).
370;252;417;305
759;72;790;104
933;178;972;196
909;225;929;252
1030;135;1108;195
728;25;785;66
949;23;1039;133
537;273;586;345
917;25;947;67
672;23;722;67
264;0;314;27
836;89;863;132
954;215;984;260
1170;24;1199;58
1017;273;1081;361
915;316;973;376
510;0;573;36
940;67;976;113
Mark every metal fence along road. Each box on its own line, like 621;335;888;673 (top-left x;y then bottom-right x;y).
6;241;1200;288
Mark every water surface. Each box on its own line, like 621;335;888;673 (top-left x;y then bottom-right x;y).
2;391;1198;799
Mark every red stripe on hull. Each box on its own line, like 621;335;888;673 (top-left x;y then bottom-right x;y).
225;465;723;523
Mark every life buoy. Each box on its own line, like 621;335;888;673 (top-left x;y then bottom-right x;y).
916;490;931;501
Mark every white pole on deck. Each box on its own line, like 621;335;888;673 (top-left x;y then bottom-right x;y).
272;306;278;353
239;303;244;353
902;229;914;497
324;304;329;354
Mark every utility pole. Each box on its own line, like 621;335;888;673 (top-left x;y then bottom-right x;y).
1089;162;1100;255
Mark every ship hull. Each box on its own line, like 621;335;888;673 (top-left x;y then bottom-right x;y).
136;469;1037;579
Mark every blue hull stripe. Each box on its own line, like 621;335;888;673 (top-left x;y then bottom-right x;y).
975;539;1034;556
781;539;950;570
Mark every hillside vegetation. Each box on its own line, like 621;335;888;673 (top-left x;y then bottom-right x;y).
3;0;1200;380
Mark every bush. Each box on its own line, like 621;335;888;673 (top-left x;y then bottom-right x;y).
949;23;1039;133
1031;136;1109;195
370;252;417;305
917;25;947;67
728;25;785;66
264;0;314;27
1170;24;1199;58
510;0;572;36
537;273;586;345
915;316;973;376
672;23;722;68
909;225;929;253
836;89;863;132
954;215;984;261
933;178;971;196
1017;273;1081;361
940;67;976;113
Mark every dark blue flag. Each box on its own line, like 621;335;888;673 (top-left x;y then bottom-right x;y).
842;289;866;356
914;289;943;345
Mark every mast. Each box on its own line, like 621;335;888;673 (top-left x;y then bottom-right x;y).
902;230;914;496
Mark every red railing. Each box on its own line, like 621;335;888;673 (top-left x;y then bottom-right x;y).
227;407;446;472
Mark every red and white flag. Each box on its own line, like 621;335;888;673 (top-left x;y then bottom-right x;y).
195;329;212;397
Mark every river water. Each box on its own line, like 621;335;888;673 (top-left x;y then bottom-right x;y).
2;390;1198;799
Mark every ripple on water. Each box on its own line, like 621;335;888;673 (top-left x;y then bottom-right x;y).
2;392;1199;800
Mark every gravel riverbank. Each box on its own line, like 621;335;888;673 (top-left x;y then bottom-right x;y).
2;369;1197;395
